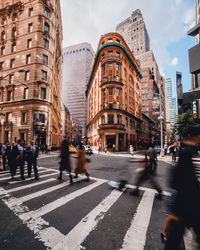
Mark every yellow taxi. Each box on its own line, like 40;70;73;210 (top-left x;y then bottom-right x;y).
69;145;78;153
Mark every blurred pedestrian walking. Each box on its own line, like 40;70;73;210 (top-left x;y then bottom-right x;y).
26;140;39;180
164;131;200;249
58;139;73;184
130;154;163;199
147;145;157;174
74;142;89;181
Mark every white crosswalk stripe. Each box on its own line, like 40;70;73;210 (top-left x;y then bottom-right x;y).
1;166;198;250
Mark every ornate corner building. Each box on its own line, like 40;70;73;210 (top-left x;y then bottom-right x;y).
0;0;62;147
86;33;143;151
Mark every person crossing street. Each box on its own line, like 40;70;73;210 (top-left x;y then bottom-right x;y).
5;142;19;179
26;140;39;180
16;139;26;180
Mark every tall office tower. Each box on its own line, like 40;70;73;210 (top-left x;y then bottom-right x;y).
176;72;183;114
165;78;177;128
116;9;150;56
62;43;94;137
196;0;200;43
0;0;63;147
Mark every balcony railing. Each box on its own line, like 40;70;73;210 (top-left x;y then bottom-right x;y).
98;123;125;131
100;77;124;88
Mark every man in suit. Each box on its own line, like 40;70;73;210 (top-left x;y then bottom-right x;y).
26;140;39;180
5;142;19;179
16;139;25;180
2;141;9;170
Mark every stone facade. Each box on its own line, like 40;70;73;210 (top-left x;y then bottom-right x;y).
86;33;143;152
0;0;62;147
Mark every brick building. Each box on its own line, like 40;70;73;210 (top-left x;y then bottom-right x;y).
86;33;143;151
0;0;62;147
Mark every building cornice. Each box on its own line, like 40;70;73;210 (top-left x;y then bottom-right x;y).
86;42;143;95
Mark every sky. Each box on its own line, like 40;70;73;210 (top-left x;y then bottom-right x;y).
60;0;196;96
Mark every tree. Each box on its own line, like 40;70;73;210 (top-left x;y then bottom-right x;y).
174;110;200;138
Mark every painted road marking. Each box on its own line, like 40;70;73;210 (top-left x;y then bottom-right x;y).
0;178;55;196
8;172;57;184
20;180;106;221
53;189;123;250
120;191;155;250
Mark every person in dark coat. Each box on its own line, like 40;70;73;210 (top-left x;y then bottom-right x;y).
5;142;19;179
2;141;9;170
58;139;73;184
16;139;26;180
26;140;39;180
164;132;200;249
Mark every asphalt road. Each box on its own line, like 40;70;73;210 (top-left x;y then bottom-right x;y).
0;153;199;250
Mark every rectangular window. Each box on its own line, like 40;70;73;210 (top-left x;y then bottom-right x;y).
108;38;113;43
109;102;113;109
28;23;33;32
44;23;49;33
23;88;28;99
125;117;128;127
26;54;31;64
109;63;112;70
101;116;105;124
108;51;113;56
108;114;114;124
117;115;121;124
40;87;46;99
39;114;45;123
116;88;120;96
130;108;134;115
116;64;119;71
10;59;15;68
29;7;33;17
43;39;49;49
7;90;12;101
25;71;30;81
1;47;5;55
42;70;47;80
0;62;4;70
109;88;113;95
116;52;120;57
129;96;134;106
44;7;50;17
27;39;32;48
43;54;48;64
9;74;14;84
21;112;27;124
11;43;16;52
109;75;112;81
116;102;120;109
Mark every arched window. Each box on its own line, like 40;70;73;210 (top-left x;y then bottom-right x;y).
1;18;6;25
11;43;16;52
44;22;50;34
129;75;133;83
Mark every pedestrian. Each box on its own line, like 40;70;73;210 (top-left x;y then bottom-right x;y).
74;142;89;181
16;139;26;180
164;144;168;155
130;145;134;156
57;139;73;184
5;142;19;179
130;153;163;199
147;145;157;174
104;145;107;153
2;141;9;170
164;130;200;249
26;140;39;180
113;144;115;152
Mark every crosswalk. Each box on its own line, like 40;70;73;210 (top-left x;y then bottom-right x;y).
0;166;198;250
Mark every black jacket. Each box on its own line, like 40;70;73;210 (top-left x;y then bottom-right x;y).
170;143;200;225
5;145;20;163
26;145;39;161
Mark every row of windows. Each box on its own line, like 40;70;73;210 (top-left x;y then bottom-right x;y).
101;38;120;46
103;88;120;96
0;87;47;102
0;39;49;57
1;22;50;42
1;6;50;26
63;48;91;55
5;111;46;125
0;54;48;71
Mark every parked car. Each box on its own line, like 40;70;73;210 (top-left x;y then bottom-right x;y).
69;145;78;153
154;145;161;154
84;145;93;155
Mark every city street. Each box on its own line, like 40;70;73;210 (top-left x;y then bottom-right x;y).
0;153;199;250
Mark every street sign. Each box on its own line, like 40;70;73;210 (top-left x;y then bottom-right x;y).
192;100;198;119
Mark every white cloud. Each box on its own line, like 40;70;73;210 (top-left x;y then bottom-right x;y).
171;57;179;66
60;0;195;71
